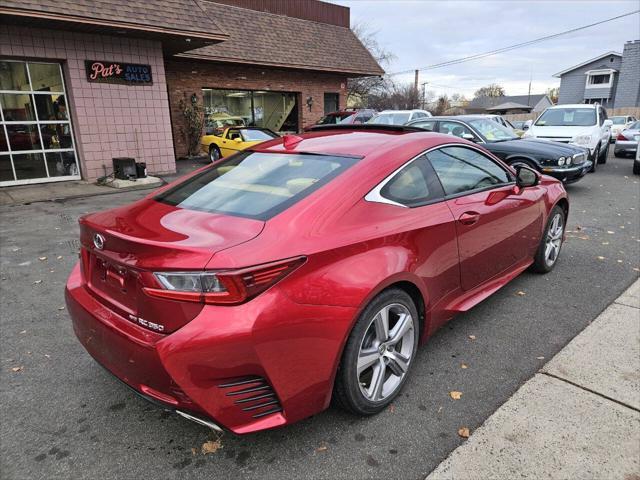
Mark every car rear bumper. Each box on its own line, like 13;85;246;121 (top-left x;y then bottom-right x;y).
541;162;591;184
66;262;356;434
614;140;638;154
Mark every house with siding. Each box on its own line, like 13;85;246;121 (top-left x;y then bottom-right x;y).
464;94;553;114
554;40;640;108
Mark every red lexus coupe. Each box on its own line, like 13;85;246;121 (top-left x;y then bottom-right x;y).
66;125;568;434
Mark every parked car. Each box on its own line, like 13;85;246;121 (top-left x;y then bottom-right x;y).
609;115;637;142
406;115;591;184
613;120;640;158
523;104;612;172
634;138;640;175
66;124;568;434
368;109;432;125
306;109;376;131
201;126;278;161
512;120;529;131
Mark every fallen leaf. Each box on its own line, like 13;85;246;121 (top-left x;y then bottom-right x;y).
11;366;23;372
57;306;65;311
460;363;468;369
438;406;443;413
579;236;589;240
515;291;526;296
575;225;583;231
597;256;605;260
38;256;47;261
57;256;63;260
19;330;26;334
633;268;640;272
468;335;476;340
536;356;545;360
44;354;50;358
11;248;20;252
607;231;615;234
617;260;623;263
201;439;222;455
389;404;395;413
315;445;328;453
602;242;610;245
450;391;462;400
458;427;470;438
191;447;197;456
33;280;42;285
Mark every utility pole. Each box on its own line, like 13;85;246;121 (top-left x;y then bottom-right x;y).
421;81;428;110
414;69;419;91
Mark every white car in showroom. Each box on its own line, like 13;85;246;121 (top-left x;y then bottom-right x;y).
524;104;612;172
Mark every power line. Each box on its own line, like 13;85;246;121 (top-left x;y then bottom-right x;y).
388;10;639;76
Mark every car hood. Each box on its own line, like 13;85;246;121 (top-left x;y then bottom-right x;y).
488;138;588;156
80;199;265;270
528;125;596;138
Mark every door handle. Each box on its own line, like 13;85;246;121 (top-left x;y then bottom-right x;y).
458;211;480;225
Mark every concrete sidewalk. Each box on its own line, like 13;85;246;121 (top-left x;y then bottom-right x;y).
427;280;640;480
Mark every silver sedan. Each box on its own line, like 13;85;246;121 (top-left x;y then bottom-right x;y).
614;120;640;157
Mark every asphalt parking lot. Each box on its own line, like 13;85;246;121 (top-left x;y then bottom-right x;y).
1;151;638;480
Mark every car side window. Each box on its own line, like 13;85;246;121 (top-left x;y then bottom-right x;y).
598;108;604;125
379;154;444;206
411;120;436;132
439;121;475;139
427;146;512;196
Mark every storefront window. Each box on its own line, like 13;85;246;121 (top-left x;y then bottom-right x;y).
0;60;80;185
202;88;298;134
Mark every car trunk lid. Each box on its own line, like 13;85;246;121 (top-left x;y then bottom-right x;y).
79;199;264;333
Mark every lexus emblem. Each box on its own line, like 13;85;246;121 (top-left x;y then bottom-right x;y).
93;233;105;250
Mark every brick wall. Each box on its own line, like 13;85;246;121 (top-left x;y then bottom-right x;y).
614;40;640;108
165;59;347;158
0;25;176;181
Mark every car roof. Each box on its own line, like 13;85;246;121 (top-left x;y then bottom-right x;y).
546;104;598;109
252;125;452;158
378;109;426;114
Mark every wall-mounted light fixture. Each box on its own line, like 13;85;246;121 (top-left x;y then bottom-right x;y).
190;93;197;104
306;96;313;112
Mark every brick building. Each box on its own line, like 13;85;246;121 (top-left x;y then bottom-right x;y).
0;0;382;187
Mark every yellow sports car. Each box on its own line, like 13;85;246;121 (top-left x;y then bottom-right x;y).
201;127;279;162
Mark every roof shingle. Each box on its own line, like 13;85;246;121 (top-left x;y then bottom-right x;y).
178;1;384;76
1;0;227;40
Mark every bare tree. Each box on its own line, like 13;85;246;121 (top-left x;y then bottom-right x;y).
473;83;506;99
348;22;396;107
433;95;451;115
367;82;422;111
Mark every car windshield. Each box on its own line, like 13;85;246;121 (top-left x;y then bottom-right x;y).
369;113;410;125
611;116;627;125
629;121;640;130
155;152;359;220
238;129;277;141
535;108;596;127
467;118;519;142
317;113;353;125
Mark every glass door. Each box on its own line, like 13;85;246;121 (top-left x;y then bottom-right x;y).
0;60;80;186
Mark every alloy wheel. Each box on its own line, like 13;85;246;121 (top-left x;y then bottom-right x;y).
357;303;415;402
209;146;220;163
544;212;564;267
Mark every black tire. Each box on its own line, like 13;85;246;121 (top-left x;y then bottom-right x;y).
633;161;640;175
614;150;624;158
598;140;609;164
530;205;565;274
209;145;221;163
589;144;599;172
333;288;419;415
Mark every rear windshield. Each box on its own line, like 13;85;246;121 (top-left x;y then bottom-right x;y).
156;152;359;220
535;108;596;127
611;116;627;125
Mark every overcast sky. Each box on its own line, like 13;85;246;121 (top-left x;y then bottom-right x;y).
332;0;640;99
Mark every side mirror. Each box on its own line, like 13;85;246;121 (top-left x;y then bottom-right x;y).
462;133;479;143
603;119;613;127
515;166;539;188
234;137;242;143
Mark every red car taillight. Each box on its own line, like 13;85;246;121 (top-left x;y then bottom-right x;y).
617;133;627;141
142;256;306;305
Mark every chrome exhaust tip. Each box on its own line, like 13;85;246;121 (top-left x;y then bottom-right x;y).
176;410;223;433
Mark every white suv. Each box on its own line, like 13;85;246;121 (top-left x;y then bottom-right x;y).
524;104;612;172
368;109;432;125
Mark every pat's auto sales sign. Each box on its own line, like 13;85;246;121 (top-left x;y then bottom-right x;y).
85;61;153;85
